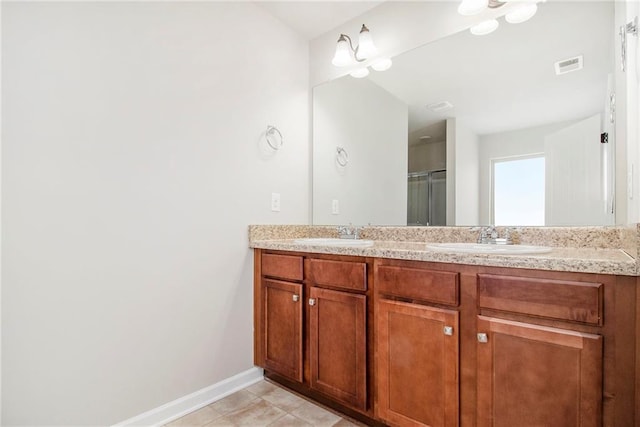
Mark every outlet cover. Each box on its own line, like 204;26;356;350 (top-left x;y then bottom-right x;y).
271;193;281;212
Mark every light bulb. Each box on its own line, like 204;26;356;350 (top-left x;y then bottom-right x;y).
470;19;499;35
332;35;352;67
505;3;538;24
350;67;370;78
458;0;488;16
357;25;378;59
371;58;393;71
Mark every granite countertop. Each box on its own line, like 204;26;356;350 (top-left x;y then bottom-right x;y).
249;239;637;276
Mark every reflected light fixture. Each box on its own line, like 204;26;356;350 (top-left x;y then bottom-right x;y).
350;68;370;79
458;0;489;16
331;24;392;78
463;0;540;36
470;19;499;35
371;57;393;71
505;3;538;24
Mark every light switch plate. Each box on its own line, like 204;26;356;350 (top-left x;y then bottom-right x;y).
332;199;339;215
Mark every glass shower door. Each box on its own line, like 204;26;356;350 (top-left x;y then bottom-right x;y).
407;170;446;226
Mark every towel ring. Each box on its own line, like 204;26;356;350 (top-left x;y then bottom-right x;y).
266;125;284;150
336;147;349;167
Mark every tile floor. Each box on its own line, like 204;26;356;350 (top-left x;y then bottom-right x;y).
164;379;364;427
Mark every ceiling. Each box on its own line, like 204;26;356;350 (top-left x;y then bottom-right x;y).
366;1;614;137
256;1;384;40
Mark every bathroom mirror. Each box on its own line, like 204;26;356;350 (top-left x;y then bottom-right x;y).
312;1;616;227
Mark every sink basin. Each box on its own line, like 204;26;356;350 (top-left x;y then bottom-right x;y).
293;238;374;247
426;242;552;254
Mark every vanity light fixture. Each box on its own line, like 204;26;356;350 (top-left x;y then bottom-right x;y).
332;24;378;66
332;24;393;78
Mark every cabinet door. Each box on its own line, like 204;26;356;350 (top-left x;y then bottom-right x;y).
308;287;367;410
263;279;303;383
477;316;602;427
376;299;459;427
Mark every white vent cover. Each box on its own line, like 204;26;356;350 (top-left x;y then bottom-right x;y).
554;55;583;75
426;101;454;112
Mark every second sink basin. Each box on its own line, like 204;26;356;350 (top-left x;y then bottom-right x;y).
426;242;552;254
294;238;374;247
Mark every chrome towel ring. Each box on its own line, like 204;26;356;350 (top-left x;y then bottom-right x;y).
336;146;349;166
266;125;284;150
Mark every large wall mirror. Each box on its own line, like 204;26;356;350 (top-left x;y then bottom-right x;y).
312;1;617;227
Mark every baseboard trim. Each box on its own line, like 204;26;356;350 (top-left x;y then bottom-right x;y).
112;367;264;427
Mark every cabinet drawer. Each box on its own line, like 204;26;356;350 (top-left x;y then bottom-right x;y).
376;266;459;306
262;254;303;281
308;259;367;291
478;274;603;325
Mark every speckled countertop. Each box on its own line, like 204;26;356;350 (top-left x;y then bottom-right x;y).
249;225;639;276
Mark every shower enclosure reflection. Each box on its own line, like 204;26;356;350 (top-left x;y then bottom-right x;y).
407;170;446;226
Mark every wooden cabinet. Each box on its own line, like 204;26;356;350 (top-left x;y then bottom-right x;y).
374;262;461;427
376;299;459;427
255;251;372;420
476;316;602;427
257;253;304;382
309;286;367;410
255;250;637;426
262;279;303;383
476;273;605;427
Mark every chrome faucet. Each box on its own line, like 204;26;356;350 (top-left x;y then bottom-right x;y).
337;224;362;239
477;226;513;245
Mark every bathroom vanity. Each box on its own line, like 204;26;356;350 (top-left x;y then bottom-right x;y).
251;226;639;427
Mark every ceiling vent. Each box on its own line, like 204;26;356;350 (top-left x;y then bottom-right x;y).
426;101;454;112
555;55;583;75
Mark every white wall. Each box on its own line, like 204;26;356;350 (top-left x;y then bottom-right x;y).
2;2;308;425
446;119;456;225
313;77;407;225
478;120;578;224
452;120;479;226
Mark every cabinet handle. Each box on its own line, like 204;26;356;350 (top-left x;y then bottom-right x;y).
292;295;299;302
308;298;316;306
477;333;488;343
443;326;453;336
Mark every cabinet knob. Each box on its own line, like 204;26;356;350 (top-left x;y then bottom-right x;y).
443;326;453;336
308;298;316;306
292;295;299;302
477;333;488;343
